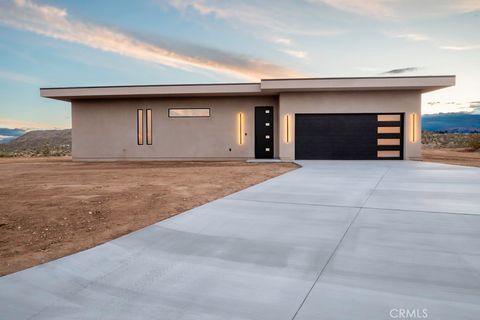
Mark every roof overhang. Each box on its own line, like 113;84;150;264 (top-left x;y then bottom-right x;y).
40;83;262;101
261;76;455;93
40;76;455;102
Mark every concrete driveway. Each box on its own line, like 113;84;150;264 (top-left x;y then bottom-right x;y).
1;161;480;320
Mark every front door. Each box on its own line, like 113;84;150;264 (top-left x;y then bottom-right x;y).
255;106;274;159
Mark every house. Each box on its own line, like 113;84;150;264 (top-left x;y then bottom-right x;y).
40;76;455;161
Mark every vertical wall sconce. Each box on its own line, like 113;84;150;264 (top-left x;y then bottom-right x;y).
238;112;244;145
410;113;418;143
285;114;291;143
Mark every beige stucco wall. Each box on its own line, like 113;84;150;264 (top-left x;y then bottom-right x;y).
72;90;422;161
72;96;278;160
278;91;422;160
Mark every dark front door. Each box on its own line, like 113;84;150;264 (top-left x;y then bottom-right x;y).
295;113;404;160
255;106;274;159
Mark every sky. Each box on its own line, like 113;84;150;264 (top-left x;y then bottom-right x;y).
0;0;479;129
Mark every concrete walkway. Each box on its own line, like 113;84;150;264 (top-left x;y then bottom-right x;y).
1;161;480;319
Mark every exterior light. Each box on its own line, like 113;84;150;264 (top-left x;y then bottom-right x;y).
285;114;291;143
410;113;418;143
238;112;244;145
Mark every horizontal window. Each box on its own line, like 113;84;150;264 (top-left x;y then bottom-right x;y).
377;138;400;146
169;108;210;118
377;150;400;158
378;126;401;134
377;114;401;122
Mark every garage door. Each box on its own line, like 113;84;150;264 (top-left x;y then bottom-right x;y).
295;113;403;160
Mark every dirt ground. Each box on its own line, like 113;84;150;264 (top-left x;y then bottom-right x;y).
421;148;480;168
0;157;297;276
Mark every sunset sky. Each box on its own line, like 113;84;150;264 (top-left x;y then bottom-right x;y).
0;0;479;129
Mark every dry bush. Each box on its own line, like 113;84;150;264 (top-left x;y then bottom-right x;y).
422;132;480;149
468;134;480;150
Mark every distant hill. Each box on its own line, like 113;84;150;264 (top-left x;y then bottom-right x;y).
0;128;26;143
0;129;71;156
422;113;480;132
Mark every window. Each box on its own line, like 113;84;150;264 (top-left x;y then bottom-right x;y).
137;109;143;145
169;108;210;118
377;126;401;134
146;109;152;145
377;138;400;146
377;150;400;158
137;109;152;145
377;114;401;122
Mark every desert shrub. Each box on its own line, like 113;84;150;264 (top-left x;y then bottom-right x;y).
0;144;70;158
467;134;480;150
422;132;475;148
0;150;12;157
41;143;51;156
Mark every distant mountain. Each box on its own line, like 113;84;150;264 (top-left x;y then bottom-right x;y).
0;129;71;155
422;113;480;133
0;128;26;143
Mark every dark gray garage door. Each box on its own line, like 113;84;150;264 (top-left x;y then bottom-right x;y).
295;113;403;160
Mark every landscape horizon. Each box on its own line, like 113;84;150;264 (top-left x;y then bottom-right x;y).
2;109;480;144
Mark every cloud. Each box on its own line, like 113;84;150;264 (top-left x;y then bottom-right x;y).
279;49;307;59
0;117;63;130
382;67;419;74
451;0;480;12
422;100;480;115
166;0;347;36
392;33;430;42
0;69;41;84
269;36;292;45
440;45;480;51
387;31;480;52
314;0;393;18
312;0;480;19
470;101;480;114
0;0;301;80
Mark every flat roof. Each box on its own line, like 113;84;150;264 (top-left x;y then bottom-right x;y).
41;76;455;101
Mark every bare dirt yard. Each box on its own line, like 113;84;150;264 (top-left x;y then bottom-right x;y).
421;147;480;168
0;157;297;276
